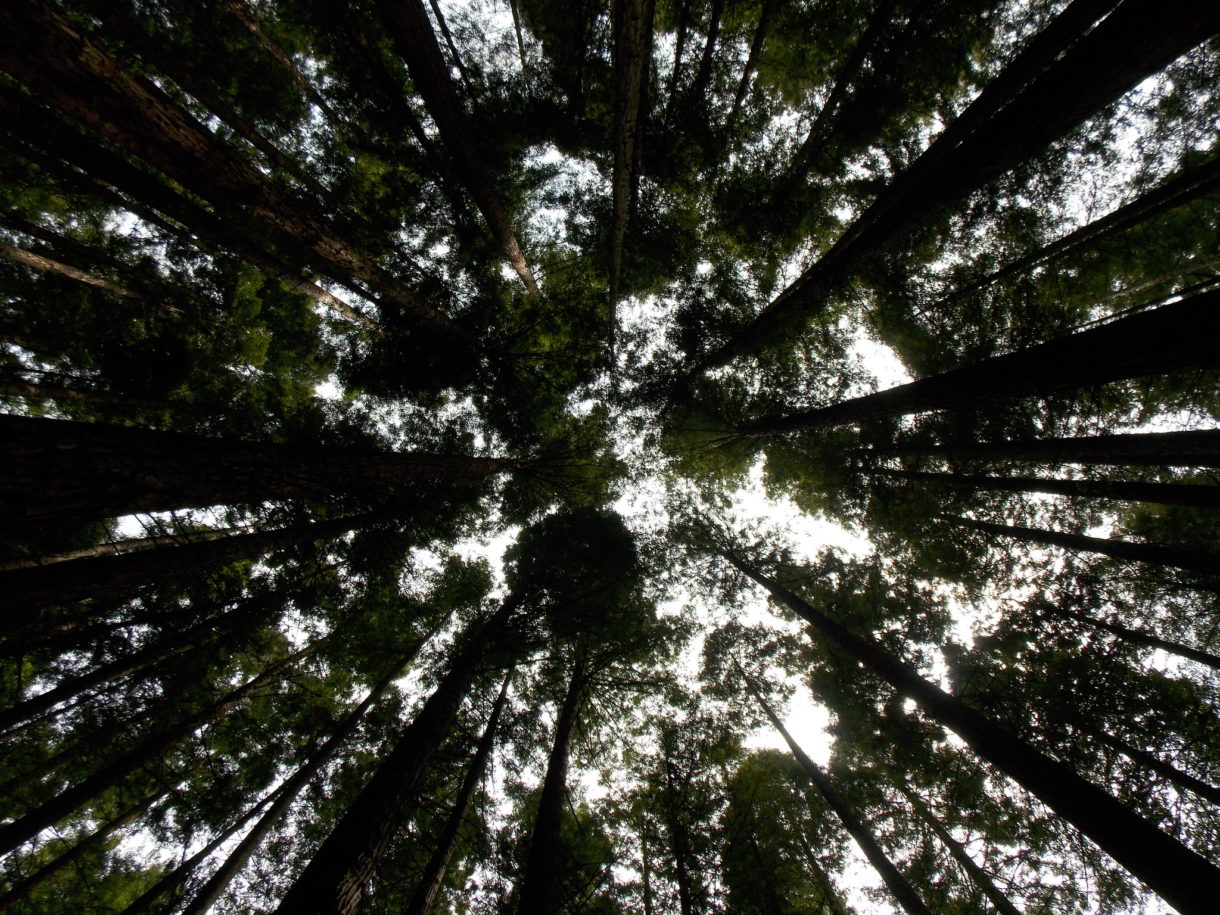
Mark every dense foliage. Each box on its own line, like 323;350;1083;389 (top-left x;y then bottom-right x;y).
1;0;1219;912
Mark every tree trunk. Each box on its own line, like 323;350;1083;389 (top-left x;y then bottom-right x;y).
723;0;774;139
0;241;147;302
0;791;162;910
376;0;539;294
736;287;1220;436
698;0;1219;370
0;375;185;415
721;549;1220;913
664;0;692;114
516;651;590;914
894;783;1021;915
509;0;530;77
427;0;473;90
662;758;695;915
0;643;309;857
1088;728;1220;808
182;648;426;915
875;467;1220;509
609;0;657;322
867;429;1220;468
405;672;512;915
274;599;520;913
0;590;277;735
947;515;1220;578
0;415;521;535
686;0;724;106
1043;602;1220;673
0;512;378;630
742;667;933;915
0;521;253;572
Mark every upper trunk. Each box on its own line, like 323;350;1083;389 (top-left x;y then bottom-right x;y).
867;429;1220;467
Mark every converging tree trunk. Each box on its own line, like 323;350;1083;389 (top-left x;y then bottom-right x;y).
406;673;512;915
720;548;1220;913
742;668;933;915
867;429;1220;467
1042;602;1220;672
735;288;1220;436
875;467;1220;509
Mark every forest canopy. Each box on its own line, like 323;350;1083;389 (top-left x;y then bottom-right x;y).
1;0;1219;912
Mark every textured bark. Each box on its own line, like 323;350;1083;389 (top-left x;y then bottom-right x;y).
700;0;1218;369
0;644;309;857
183;650;422;915
0;792;161;911
876;467;1220;508
895;783;1021;915
0;241;146;301
0;513;377;629
948;515;1220;578
405;673;512;915
517;653;589;914
737;287;1220;436
1044;602;1220;672
743;670;933;915
377;0;539;294
609;0;657;318
868;429;1220;468
275;600;520;913
0;415;521;534
722;550;1220;913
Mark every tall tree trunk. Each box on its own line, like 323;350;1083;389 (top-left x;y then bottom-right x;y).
867;429;1220;468
0;241;147;302
427;0;473;90
0;521;253;572
720;549;1220;913
947;515;1220;578
0;643;310;857
662;758;695;915
664;0;692;115
698;0;1219;371
376;0;540;294
741;668;933;915
0;791;162;910
0;415;522;534
275;599;521;913
1087;728;1220;808
736;287;1220;436
516;651;590;914
0;375;185;415
182;648;426;915
1042;602;1220;672
609;0;657;327
405;672;512;915
0;512;378;629
723;0;774;139
875;467;1220;508
686;0;724;106
0;591;278;735
894;782;1022;915
509;0;530;77
119;781;289;915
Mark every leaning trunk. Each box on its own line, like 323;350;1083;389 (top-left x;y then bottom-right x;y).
1043;602;1220;672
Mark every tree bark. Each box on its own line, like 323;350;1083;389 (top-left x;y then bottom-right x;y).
427;0;473;91
723;0;774;139
894;783;1022;915
405;672;512;915
721;549;1220;913
686;0;724;106
376;0;539;294
0;521;253;572
274;599;520;913
736;287;1220;436
0;241;147;302
1043;602;1220;673
663;0;692;114
0;415;521;535
741;668;933;915
182;648;425;915
0;643;310;857
516;651;590;914
875;467;1220;509
610;0;657;321
947;515;1220;578
698;0;1219;370
867;429;1220;468
0;512;378;629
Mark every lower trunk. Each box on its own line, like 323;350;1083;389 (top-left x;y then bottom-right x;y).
0;643;308;857
0;513;377;631
723;550;1220;913
1043;602;1220;672
948;515;1220;578
878;467;1220;508
743;670;932;915
895;783;1021;915
516;653;589;914
867;429;1220;468
182;647;425;915
1;415;518;535
405;673;512;915
275;600;520;914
